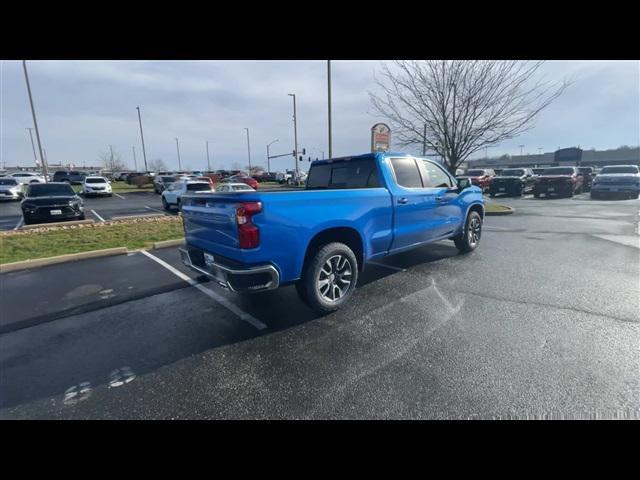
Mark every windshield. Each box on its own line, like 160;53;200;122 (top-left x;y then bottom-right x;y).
161;176;176;182
27;183;75;197
85;177;107;183
600;166;639;174
501;169;525;176
0;178;18;185
542;167;574;175
465;170;485;176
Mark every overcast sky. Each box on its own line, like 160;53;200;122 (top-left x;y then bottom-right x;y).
1;60;638;171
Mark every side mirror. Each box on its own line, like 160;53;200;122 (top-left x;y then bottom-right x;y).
457;178;471;190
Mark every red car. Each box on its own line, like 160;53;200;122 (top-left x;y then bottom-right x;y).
457;169;495;192
533;166;584;198
228;175;258;189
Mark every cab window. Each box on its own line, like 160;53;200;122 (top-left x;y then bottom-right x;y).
420;161;454;188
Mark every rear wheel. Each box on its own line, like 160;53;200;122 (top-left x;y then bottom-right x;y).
453;210;482;253
297;242;358;314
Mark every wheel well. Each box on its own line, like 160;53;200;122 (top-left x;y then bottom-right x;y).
469;203;484;219
303;227;364;273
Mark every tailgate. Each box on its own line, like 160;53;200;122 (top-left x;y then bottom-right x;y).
181;194;244;253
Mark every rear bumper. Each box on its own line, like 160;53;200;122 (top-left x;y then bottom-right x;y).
179;247;280;293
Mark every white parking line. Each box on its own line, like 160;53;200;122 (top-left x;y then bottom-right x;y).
367;261;407;272
114;193;126;199
139;250;267;330
13;217;24;230
91;209;105;222
145;205;167;214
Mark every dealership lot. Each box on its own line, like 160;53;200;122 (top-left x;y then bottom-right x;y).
0;194;638;419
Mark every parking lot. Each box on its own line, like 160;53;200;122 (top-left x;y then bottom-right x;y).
0;192;639;419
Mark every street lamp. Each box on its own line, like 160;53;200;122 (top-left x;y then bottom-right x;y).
266;139;279;173
22;61;48;182
327;60;332;159
288;93;299;176
244;128;252;172
519;144;525;156
136;106;148;172
175;137;182;171
206;141;211;171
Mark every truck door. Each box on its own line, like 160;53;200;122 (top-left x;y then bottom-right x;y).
388;157;448;252
417;159;464;239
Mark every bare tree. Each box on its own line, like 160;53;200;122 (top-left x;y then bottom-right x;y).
369;61;570;173
98;147;127;173
148;158;168;172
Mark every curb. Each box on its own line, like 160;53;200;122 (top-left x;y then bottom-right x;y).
111;213;165;221
0;247;128;274
485;206;515;216
20;219;95;230
153;238;185;249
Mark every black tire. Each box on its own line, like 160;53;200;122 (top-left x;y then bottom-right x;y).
108;193;113;197
297;242;359;314
176;199;182;212
489;192;496;198
534;192;540;198
453;210;483;253
22;216;31;225
514;184;524;197
78;214;86;221
633;192;640;199
162;197;170;211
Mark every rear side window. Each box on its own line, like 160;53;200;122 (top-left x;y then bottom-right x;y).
306;158;380;189
390;158;423;188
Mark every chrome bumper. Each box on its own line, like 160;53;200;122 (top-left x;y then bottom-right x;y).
179;247;280;293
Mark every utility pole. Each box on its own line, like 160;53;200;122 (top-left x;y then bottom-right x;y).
267;139;278;174
175;137;182;171
26;128;38;166
206;141;211;171
288;93;299;176
22;61;48;182
132;146;137;171
244;128;252;173
327;60;332;159
422;123;427;156
136;106;148;172
109;144;115;172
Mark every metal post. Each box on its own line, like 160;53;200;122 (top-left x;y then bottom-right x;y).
26;128;38;166
206;141;211;171
327;60;332;159
175;138;182;171
267;139;279;174
22;61;48;182
244;128;251;173
132;146;137;171
519;144;525;156
109;144;115;173
288;93;298;175
136;106;148;172
422;123;427;156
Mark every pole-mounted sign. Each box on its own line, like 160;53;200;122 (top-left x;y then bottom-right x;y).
371;123;391;152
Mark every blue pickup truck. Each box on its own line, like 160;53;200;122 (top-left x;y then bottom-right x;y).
180;152;484;313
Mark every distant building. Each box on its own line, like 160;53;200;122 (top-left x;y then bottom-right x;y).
468;146;640;169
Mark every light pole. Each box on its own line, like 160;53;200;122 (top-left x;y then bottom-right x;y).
175;137;182;171
22;61;48;182
288;93;299;175
26;128;38;167
422;123;427;156
136;106;148;172
244;128;251;173
267;139;279;173
327;60;332;159
132;146;138;171
206;141;211;171
519;144;525;156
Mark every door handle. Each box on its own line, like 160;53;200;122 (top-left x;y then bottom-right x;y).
435;195;446;203
398;197;409;204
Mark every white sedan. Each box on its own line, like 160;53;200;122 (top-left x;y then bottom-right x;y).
161;180;213;211
7;171;46;185
216;182;255;192
82;176;113;196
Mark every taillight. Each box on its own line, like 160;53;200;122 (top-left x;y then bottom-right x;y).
236;201;262;249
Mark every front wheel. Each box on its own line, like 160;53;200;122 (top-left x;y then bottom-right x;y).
162;197;170;211
453;210;482;253
297;242;359;314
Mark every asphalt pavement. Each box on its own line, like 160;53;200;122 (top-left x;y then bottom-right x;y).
1;192;638;419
